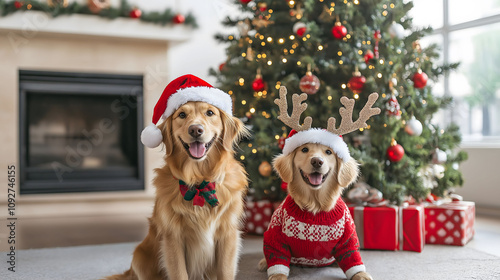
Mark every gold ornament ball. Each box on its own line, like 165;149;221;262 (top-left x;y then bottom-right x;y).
259;161;273;177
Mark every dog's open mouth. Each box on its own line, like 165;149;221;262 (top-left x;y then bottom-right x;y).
179;135;216;159
300;169;329;188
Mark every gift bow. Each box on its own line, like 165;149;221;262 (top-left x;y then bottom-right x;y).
179;180;219;207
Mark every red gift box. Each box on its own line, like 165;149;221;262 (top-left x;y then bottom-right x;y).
349;205;424;252
244;200;275;235
424;201;475;246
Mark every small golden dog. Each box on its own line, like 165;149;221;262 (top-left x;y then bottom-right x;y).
258;86;379;280
105;75;248;280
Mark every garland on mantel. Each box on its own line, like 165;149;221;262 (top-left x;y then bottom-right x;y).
0;0;198;28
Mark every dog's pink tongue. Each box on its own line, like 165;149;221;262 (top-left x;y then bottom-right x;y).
308;173;323;185
189;142;206;158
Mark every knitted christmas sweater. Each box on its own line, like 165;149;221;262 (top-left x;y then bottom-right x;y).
263;195;365;279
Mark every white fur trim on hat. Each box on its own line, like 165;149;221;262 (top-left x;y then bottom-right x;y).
282;128;351;161
163;86;233;119
141;123;163;148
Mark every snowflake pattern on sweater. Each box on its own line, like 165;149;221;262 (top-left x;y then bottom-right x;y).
264;195;365;279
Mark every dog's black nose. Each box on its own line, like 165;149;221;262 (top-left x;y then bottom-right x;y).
311;157;324;169
188;124;204;138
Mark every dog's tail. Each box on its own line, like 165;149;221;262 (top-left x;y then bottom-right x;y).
101;269;136;280
258;258;267;272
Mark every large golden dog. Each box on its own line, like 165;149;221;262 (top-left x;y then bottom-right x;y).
106;100;248;280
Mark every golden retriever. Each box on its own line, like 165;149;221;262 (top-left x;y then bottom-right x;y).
258;143;372;280
105;101;248;280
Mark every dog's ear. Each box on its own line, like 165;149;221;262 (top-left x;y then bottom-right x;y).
273;153;294;183
158;117;174;157
336;157;359;187
221;111;249;151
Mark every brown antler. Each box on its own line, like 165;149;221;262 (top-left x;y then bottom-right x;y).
274;86;312;131
327;92;381;135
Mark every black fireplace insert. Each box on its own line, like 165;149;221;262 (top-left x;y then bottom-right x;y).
19;70;144;194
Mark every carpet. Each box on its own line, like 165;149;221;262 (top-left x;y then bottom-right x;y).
2;237;500;280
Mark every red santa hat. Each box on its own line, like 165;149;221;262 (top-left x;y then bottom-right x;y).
141;74;233;148
282;128;350;161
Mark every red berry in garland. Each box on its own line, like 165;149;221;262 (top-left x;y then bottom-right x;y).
386;139;405;162
14;1;23;9
412;69;428;89
331;22;347;39
129;8;142;19
172;14;185;24
347;68;366;94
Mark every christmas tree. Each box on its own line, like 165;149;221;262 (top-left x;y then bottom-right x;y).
210;0;467;204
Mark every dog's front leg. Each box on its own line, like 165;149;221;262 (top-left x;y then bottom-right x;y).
215;229;241;280
162;231;189;280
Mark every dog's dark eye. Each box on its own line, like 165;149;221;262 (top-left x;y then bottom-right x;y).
301;147;309;153
206;110;214;116
326;150;332;155
178;112;186;119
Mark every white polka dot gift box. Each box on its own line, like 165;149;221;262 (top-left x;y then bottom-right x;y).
424;200;475;246
244;200;280;235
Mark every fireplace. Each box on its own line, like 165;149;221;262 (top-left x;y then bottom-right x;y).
19;70;144;194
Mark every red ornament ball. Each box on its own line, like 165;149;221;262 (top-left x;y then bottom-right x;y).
14;1;23;9
252;77;266;92
258;2;267;12
348;74;366;93
413;71;428;89
129;8;142;19
299;72;320;94
172;14;185;24
364;50;374;64
331;24;347;39
387;141;405;162
240;0;252;4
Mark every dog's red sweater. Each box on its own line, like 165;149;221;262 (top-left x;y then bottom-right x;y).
263;195;365;280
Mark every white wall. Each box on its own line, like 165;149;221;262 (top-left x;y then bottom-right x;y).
457;147;500;212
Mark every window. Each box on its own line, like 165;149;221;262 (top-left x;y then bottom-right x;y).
411;0;500;144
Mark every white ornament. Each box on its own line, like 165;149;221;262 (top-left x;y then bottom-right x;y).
405;116;423;136
432;148;447;164
388;21;405;39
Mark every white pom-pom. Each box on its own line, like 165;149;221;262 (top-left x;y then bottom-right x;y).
141;123;163;148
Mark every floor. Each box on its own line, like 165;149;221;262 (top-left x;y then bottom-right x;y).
8;213;500;257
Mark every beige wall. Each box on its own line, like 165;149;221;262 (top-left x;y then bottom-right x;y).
0;32;172;217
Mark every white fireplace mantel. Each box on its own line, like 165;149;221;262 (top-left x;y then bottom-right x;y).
0;11;194;42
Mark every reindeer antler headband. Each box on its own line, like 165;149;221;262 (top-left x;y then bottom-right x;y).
275;86;381;160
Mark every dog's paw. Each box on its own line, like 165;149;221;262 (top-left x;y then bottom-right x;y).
258;258;267;272
268;274;287;280
352;271;373;280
